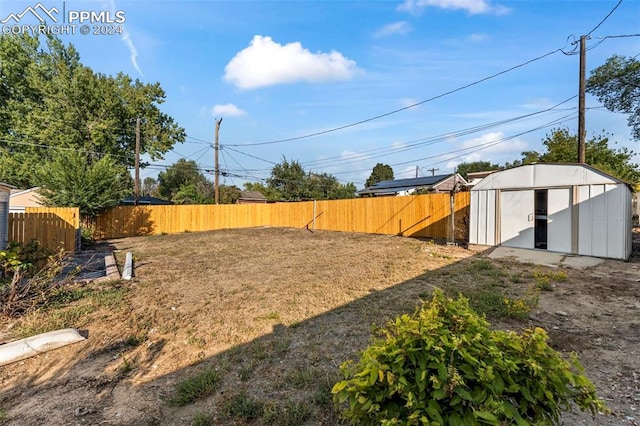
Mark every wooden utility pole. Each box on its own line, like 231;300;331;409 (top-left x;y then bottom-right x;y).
214;118;223;204
426;167;439;176
578;35;587;163
415;166;419;178
134;117;141;206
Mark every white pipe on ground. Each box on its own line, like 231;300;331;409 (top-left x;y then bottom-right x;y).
0;328;86;366
122;252;133;280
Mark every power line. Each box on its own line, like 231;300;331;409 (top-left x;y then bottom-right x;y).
586;0;623;37
226;48;568;147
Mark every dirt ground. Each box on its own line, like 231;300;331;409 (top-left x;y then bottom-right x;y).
0;227;638;425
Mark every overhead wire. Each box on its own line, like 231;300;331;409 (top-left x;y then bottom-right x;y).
586;0;623;37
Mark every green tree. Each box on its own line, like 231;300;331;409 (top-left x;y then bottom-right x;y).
157;159;213;203
219;184;242;204
521;128;640;184
142;177;158;197
36;151;132;218
587;55;640;140
243;182;282;201
455;161;499;180
267;158;307;200
0;34;185;188
365;163;394;188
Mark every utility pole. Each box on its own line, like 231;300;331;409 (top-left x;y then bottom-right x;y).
415;166;419;178
578;35;587;163
426;167;439;176
214;117;223;204
134;117;140;206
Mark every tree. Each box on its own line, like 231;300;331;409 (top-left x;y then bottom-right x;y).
265;158;357;200
455;161;499;180
365;163;394;188
587;55;640;140
157;159;213;203
511;128;640;184
36;151;132;218
219;184;242;204
243;182;282;201
267;158;307;200
0;34;185;188
142;177;158;197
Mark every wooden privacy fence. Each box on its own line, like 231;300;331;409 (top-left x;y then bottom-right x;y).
8;207;80;252
95;193;470;241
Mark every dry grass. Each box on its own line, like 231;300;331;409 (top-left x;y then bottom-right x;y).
0;227;579;425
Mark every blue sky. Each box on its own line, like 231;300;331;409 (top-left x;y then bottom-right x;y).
1;0;639;189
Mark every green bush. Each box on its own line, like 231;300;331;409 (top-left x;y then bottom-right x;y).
332;290;606;425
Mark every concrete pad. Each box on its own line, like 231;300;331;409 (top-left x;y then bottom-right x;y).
561;255;605;268
487;246;604;269
488;246;564;267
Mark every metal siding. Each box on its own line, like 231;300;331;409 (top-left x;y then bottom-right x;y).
604;185;623;260
486;190;496;246
589;185;608;258
470;191;480;244
500;190;534;249
547;188;572;253
0;191;8;249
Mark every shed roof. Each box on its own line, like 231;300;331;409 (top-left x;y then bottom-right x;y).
471;163;631;191
239;190;267;201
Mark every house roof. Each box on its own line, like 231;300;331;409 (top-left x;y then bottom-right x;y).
471;163;633;191
0;183;16;192
358;174;464;196
239;190;267;201
9;187;40;197
121;196;173;205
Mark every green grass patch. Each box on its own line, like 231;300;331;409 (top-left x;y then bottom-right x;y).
191;412;214;426
170;366;221;406
221;391;264;421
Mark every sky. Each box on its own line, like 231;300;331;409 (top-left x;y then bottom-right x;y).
1;0;639;189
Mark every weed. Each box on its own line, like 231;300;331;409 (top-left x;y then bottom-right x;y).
125;334;147;347
191;411;214;426
0;407;7;421
238;361;256;381
221;391;264;420
467;259;493;273
465;289;507;318
119;354;135;374
170;366;221;406
276;401;312;426
16;305;96;337
504;286;540;319
90;287;128;308
290;363;321;389
509;273;524;283
256;311;280;321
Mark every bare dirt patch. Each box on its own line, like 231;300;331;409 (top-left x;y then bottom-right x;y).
0;227;638;425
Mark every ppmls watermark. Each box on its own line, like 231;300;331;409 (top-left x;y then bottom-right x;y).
1;2;126;36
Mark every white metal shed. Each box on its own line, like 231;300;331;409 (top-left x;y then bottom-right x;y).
469;164;633;260
0;183;16;249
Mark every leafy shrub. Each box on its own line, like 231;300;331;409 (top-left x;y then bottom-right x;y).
332;289;606;425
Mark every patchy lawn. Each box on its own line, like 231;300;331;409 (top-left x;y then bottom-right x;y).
0;227;638;425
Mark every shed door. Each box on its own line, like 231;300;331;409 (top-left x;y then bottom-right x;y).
0;199;8;249
547;188;572;253
499;190;534;249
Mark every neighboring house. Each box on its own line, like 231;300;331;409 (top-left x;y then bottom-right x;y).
1;183;16;248
237;190;268;204
120;196;173;206
358;174;467;197
469;163;633;260
465;170;498;188
9;187;44;213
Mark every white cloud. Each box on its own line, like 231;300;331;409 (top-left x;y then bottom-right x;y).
399;98;420;110
224;35;359;90
521;98;555;110
468;33;489;42
373;21;413;38
211;103;246;117
397;0;510;15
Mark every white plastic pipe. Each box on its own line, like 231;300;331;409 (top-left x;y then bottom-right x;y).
122;251;133;280
0;328;86;366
